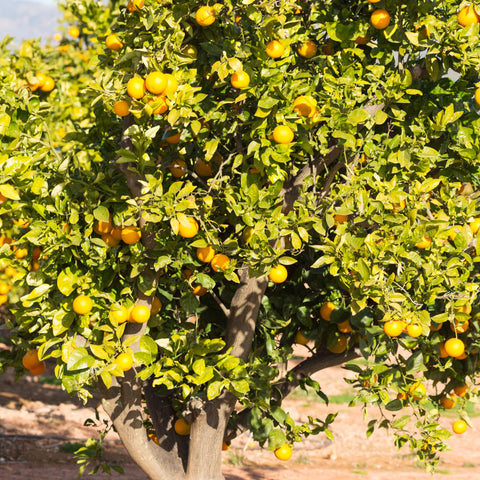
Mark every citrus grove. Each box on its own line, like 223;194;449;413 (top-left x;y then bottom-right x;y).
1;0;480;478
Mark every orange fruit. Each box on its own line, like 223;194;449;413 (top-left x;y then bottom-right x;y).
274;444;292;461
106;33;123;51
151;296;162;315
328;334;348;353
266;40;285;59
115;352;134;371
40;76;55;92
211;253;230;272
194;159;213;177
130;304;151;323
166;131;181;144
444;338;465;358
397;392;408;401
73;295;93;315
109;305;129;324
145;72;168;95
69;26;80;38
164;74;179;95
440;395;457;410
367;0;381;2
121;226;142;244
169;159;187;178
269;265;288;283
5;266;17;277
197;246;216;263
354;35;371;45
127;77;146;99
320;301;336;321
110;226;123;241
371;9;391;30
458;5;479;26
149;432;159;444
29;361;46;375
22;349;40;369
272;125;294;144
293;95;316;117
35;72;47;88
0;283;11;295
384;320;403;337
338;319;353;333
222;441;231;451
94;218;113;235
438;342;449;358
195;6;215;26
454;384;468;397
409;381;427;401
0;294;8;306
192;284;208;296
231;70;250;89
416;236;431;249
14;247;28;259
127;0;144;11
174;418;191;435
457;303;472;314
178;217;199;238
113;100;130;117
450;320;469;334
334;214;348;225
149;95;168;115
297;40;317;58
474;89;480;107
294;331;309;345
452;420;468;434
407;324;423;338
102;232;121;247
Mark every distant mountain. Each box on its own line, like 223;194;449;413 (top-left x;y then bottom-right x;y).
0;0;61;44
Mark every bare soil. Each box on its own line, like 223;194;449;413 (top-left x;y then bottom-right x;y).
0;353;479;480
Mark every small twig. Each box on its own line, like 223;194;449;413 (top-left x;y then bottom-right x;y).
208;290;230;318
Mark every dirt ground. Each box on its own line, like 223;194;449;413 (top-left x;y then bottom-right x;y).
0;356;479;480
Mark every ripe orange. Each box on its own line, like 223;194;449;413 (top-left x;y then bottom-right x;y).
222;441;231;451
293;95;316;117
196;6;215;26
106;33;123;51
269;264;288;283
458;5;479;26
151;296;162;314
121;226;141;244
415;236;431;249
397;392;408;401
407;324;423;338
354;35;371;45
338;319;353;333
231;70;250;89
35;72;47;88
5;266;17;277
73;295;93;315
0;294;8;306
14;247;28;259
197;246;216;263
194;159;213;177
127;77;146;99
328;334;348;353
115;352;134;371
211;253;230;272
169;159;187;178
94;218;113;235
32;246;42;261
440;395;457;410
149;95;168;115
266;40;285;59
178;217;199;238
148;432;159;444
320;301;336;321
110;226;123;241
367;0;381;2
192;284;208;296
166;131;181;144
457;303;472;314
454;384;468;397
113;100;130;117
474;89;480;107
109;305;129;324
164;74;179;95
174;418;191;435
274;444;292;461
272;125;294;144
29;361;46;375
294;331;309;345
130;305;151;323
334;214;348;225
22;349;40;370
452;420;468;434
297;40;317;58
69;26;80;38
384;320;403;337
127;0;144;11
444;338;465;358
450;319;469;334
102;232;121;247
0;283;11;295
371;9;391;30
409;381;427;401
40;76;55;92
145;72;168;95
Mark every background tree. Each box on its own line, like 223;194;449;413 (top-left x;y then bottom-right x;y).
2;0;480;479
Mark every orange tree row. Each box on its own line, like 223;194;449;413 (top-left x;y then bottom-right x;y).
2;0;480;478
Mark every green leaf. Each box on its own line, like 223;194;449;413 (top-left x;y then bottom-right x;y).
93;206;110;223
391;414;411;430
268;429;287;450
192;358;206;376
0;183;20;200
140;335;159;357
230;379;249;394
0;113;11;136
57;267;79;296
348;108;371;125
67;347;94;371
207;380;224;400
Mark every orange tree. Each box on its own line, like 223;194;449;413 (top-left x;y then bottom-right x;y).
2;0;480;478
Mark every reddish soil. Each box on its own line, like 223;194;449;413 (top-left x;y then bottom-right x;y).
0;354;479;480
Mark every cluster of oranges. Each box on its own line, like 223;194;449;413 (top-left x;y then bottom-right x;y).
93;218;141;246
27;72;55;93
22;349;46;376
